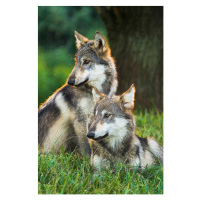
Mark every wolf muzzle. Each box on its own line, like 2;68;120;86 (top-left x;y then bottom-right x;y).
87;132;109;140
76;78;89;87
68;79;75;86
87;132;95;139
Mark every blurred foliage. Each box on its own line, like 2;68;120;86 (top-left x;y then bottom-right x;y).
38;6;107;106
38;6;163;111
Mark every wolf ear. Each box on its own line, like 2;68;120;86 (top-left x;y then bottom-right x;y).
92;87;105;104
120;84;136;109
94;31;110;55
74;31;89;49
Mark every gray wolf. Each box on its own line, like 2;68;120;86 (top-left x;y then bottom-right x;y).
87;85;163;171
38;31;118;156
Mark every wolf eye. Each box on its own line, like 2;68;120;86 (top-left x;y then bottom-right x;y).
104;113;111;118
83;60;90;65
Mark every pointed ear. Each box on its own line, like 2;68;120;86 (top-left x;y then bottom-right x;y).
92;87;105;104
74;31;89;49
120;84;136;109
94;31;110;55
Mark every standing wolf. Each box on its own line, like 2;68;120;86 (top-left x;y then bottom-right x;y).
38;31;118;156
88;85;163;172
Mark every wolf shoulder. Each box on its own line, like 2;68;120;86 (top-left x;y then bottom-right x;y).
39;84;94;119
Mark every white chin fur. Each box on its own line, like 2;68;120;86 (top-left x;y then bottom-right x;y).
107;117;128;149
94;117;128;147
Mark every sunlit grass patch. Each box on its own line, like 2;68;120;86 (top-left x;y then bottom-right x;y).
38;111;163;194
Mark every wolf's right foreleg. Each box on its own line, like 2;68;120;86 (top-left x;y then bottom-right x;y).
73;119;91;157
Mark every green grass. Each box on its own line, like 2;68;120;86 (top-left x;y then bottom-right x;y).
38;110;163;194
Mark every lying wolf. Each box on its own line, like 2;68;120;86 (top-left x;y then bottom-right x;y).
87;85;163;171
38;31;118;156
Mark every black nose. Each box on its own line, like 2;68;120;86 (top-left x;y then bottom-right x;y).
68;79;75;86
87;132;95;139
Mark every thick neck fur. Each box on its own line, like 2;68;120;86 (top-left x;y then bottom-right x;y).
97;119;135;156
105;58;118;97
78;56;118;97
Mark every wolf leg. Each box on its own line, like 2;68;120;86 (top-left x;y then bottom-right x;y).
73;119;91;157
91;155;110;176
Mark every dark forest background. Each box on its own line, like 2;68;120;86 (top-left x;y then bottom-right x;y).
38;6;163;111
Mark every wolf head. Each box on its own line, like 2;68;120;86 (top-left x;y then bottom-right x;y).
67;31;117;96
87;84;136;141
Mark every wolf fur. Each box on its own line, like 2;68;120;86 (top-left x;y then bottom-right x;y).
38;31;118;156
88;85;163;171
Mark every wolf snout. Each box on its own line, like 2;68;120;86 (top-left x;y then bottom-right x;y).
68;79;75;86
87;132;95;139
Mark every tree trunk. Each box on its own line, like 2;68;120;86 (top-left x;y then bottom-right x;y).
95;6;163;111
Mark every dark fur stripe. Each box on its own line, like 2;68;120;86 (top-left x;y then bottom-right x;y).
136;135;149;148
59;85;76;108
121;133;133;157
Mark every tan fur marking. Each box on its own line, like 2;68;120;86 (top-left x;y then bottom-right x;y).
43;93;74;152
